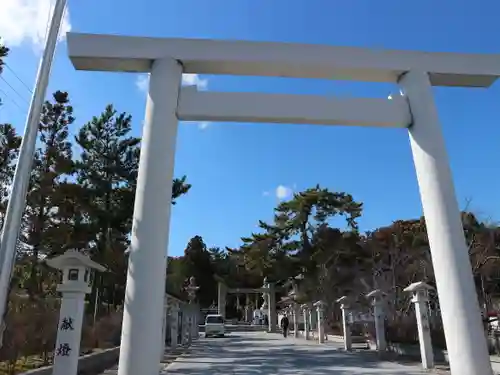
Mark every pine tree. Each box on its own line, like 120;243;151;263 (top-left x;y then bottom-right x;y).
23;91;75;298
0;41;8;73
0;124;21;226
182;235;216;307
75;104;192;308
0;41;9;106
74;104;140;307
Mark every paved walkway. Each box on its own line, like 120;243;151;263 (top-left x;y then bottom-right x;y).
164;332;434;374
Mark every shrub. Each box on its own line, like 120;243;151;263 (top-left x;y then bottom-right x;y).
91;311;123;348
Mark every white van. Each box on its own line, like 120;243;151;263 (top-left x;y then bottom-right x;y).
205;314;225;338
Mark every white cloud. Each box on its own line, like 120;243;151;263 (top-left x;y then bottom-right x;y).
0;0;71;49
275;185;293;201
135;73;208;93
198;121;210;130
262;191;270;197
135;74;149;92
181;74;208;90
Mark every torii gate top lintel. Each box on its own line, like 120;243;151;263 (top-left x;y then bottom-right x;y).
67;32;500;88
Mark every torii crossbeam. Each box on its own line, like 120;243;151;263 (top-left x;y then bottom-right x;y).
67;32;500;375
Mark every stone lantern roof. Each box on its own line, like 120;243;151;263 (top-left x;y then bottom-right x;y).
46;249;106;272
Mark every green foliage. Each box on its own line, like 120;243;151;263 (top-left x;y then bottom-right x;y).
172;175;191;204
0;92;192;310
0;87;195;369
23;91;75;297
2;82;499;354
74;104;140;307
182;236;216;307
0;42;8;74
174;185;500;327
0;124;21;226
0;41;9;107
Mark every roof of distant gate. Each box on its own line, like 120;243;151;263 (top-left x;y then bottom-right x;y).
67;32;500;88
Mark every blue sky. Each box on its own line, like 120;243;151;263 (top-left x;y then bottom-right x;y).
1;0;500;256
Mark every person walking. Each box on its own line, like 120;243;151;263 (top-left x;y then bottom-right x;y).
281;314;290;338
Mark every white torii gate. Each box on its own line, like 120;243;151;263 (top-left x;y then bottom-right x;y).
66;33;500;375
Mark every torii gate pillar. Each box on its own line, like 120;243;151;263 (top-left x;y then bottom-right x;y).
117;58;182;375
400;71;492;375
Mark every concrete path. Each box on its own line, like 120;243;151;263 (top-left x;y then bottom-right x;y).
164;332;433;374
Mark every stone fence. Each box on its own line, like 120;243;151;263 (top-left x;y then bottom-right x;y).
19;347;120;375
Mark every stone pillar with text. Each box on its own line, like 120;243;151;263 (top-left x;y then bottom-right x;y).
46;250;106;375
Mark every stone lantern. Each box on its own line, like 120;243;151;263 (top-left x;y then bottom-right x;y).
261;277;269;310
313;300;326;343
46;250;106;375
185;276;200;342
336;296;352;351
186;276;200;303
288;275;304;339
404;281;435;369
366;289;387;352
301;304;310;340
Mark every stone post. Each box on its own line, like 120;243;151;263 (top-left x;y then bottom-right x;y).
301;304;310;340
160;295;168;359
255;294;259;311
217;282;226;319
336;296;352;351
245;294;253;323
366;289;387;352
187;308;193;344
267;281;277;332
313;300;326;344
308;305;314;331
185;277;200;342
193;303;200;339
404;281;434;369
293;304;300;338
181;306;189;345
244;305;249;323
170;302;179;349
46;250;106;375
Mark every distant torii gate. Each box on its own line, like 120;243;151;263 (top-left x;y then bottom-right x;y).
216;276;277;332
66;32;500;375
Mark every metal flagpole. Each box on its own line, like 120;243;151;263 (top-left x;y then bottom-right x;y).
0;0;68;346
